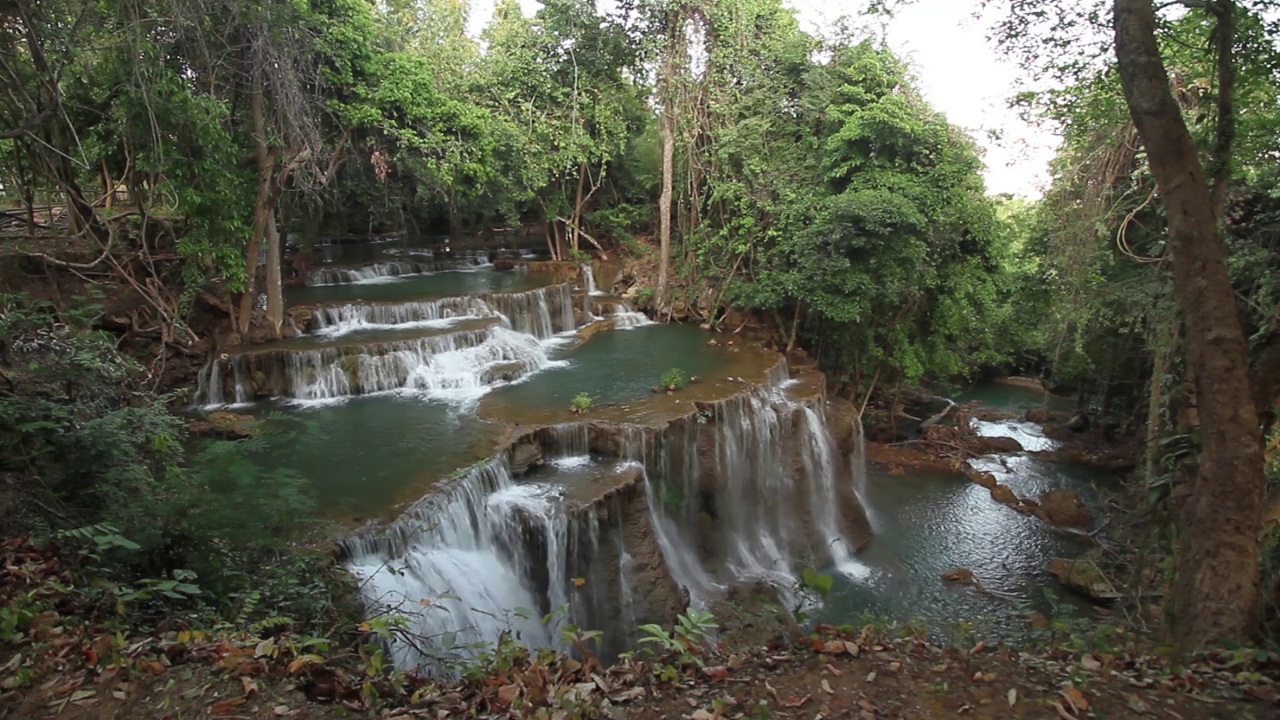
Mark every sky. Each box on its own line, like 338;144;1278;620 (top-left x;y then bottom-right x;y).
466;0;1059;197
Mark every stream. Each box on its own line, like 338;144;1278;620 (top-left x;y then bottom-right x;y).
196;239;1107;667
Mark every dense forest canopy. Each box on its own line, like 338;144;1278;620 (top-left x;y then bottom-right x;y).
1;0;1279;659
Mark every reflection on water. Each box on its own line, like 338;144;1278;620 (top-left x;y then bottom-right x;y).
244;395;502;521
819;385;1107;640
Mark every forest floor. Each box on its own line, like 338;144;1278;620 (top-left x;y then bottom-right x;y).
2;534;1278;720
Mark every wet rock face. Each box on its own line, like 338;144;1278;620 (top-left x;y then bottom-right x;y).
509;442;544;476
1035;490;1092;529
972;436;1025;454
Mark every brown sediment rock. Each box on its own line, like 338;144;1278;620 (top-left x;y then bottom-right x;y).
989;484;1018;505
576;318;615;341
971;408;1021;422
1048;557;1116;601
942;567;977;585
1034;490;1093;529
971;471;998;489
1025;407;1053;424
972;436;1024;454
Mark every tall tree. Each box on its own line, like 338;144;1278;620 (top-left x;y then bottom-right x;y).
1113;0;1265;648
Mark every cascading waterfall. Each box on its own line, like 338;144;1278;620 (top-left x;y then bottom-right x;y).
336;358;870;671
312;296;492;336
582;264;598;295
343;460;560;668
199;325;557;405
309;284;574;340
609;301;654;329
307;256;491;286
199;284;577;405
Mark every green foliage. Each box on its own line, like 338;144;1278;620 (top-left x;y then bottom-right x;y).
0;295;350;634
660;367;685;390
638;607;718;668
571;392;593;412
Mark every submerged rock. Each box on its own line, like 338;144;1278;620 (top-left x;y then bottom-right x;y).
989;484;1019;505
973;436;1024;454
1048;558;1116;601
942;567;977;585
1024;407;1052;424
1035;490;1093;529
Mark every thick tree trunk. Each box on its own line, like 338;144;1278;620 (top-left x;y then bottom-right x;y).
1114;0;1265;649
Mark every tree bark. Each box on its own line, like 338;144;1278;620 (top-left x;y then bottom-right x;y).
1114;0;1264;649
657;35;676;309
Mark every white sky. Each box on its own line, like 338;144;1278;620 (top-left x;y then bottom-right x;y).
467;0;1058;197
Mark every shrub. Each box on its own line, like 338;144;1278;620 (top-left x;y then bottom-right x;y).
571;392;592;413
660;368;685;391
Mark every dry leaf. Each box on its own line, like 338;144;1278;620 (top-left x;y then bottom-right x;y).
701;666;729;682
495;684;520;706
1060;686;1089;713
858;699;878;713
779;695;811;708
210;695;248;715
690;709;715;720
825;663;843;677
571;577;587;587
1049;700;1075;720
1080;654;1102;671
821;679;834;695
865;671;876;682
1007;688;1018;707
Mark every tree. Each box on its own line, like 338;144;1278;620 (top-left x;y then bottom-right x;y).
1112;0;1265;648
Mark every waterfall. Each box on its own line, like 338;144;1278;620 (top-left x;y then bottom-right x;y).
339;367;873;669
309;284;576;340
199;325;558;405
582;264;598;295
199;284;579;405
609;301;654;329
343;460;561;668
307;256;490;286
801;407;870;579
312;296;493;336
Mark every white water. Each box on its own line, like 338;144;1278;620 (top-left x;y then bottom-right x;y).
801;407;871;580
344;462;562;668
200;285;576;406
308;257;490;286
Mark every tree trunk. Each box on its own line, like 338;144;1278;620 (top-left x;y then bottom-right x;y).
1114;0;1264;649
657;61;675;309
238;75;275;338
572;161;587;254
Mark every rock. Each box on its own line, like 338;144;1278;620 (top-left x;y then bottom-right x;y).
971;408;1020;422
973;436;1024;454
188;411;256;440
1048;558;1116;601
1024;408;1052;424
1036;490;1092;529
1025;611;1051;630
990;484;1018;505
942;568;977;585
493;257;517;271
509;443;543;476
971;471;998;489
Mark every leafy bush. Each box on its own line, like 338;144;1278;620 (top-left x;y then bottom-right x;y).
0;294;352;633
571;392;592;413
660;368;685;391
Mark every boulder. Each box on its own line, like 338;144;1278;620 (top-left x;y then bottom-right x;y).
1025;408;1052;424
1048;558;1116;601
973;436;1024;454
942;568;977;585
970;471;998;489
509;442;543;476
971;408;1020;422
493;257;518;271
990;484;1018;505
1036;490;1093;529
